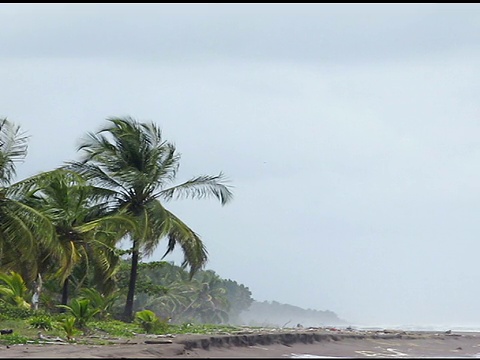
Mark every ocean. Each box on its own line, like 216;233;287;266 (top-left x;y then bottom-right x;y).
351;324;480;333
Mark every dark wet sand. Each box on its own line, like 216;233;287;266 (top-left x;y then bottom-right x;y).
1;329;480;358
180;334;480;358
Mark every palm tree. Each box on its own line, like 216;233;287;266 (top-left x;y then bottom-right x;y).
178;270;230;324
23;168;134;306
67;116;233;321
130;261;192;321
0;118;55;285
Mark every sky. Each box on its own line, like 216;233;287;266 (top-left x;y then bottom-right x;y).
1;3;480;328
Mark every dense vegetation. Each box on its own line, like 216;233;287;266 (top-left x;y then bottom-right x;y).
0;116;236;341
114;260;254;325
0;116;343;345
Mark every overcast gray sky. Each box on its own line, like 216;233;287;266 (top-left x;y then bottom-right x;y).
1;3;480;328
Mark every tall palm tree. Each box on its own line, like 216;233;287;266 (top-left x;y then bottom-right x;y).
67;116;233;321
23;168;134;306
0;118;55;285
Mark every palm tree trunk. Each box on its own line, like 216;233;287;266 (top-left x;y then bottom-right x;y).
60;276;69;311
123;240;139;322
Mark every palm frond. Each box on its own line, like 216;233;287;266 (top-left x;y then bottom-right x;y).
65;162;125;191
159;209;208;277
0;118;29;186
158;172;233;205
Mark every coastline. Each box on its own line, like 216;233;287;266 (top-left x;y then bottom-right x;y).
1;327;480;358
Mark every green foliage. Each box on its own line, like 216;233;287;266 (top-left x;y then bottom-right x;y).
134;309;157;333
223;279;253;323
0;314;264;347
56;298;100;330
0;118;240;326
0;299;33;320
114;260;252;325
169;322;243;335
134;309;169;334
0;117;347;343
29;314;55;331
57;316;81;341
0;333;29;345
68;116;233;320
0;271;31;309
79;288;119;320
25;168;132;307
89;320;140;337
0;119;57;289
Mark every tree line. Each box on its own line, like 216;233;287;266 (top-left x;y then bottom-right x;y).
115;260;253;324
0;116;233;322
239;300;347;328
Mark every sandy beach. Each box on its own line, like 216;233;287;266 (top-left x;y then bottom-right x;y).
1;328;480;358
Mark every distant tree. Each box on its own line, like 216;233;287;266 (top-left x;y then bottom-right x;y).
115;260;250;325
178;270;230;324
239;300;346;328
223;279;253;323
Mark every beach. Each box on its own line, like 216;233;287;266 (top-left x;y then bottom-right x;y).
1;328;480;358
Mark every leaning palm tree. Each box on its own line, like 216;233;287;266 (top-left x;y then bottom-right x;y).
0;118;55;285
67;116;233;321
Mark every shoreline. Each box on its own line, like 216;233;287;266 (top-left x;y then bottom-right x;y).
1;327;480;358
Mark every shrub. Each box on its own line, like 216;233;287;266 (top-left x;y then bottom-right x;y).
79;288;119;320
134;310;169;334
0;300;33;320
29;314;55;331
57;316;81;341
0;333;29;345
56;299;100;330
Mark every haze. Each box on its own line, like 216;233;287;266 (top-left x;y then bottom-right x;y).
1;3;480;328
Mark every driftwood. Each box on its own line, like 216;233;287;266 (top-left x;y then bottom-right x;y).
144;339;173;344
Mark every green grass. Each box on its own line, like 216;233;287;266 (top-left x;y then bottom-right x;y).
169;322;254;334
0;317;265;346
89;320;141;337
0;333;30;345
0;318;70;345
